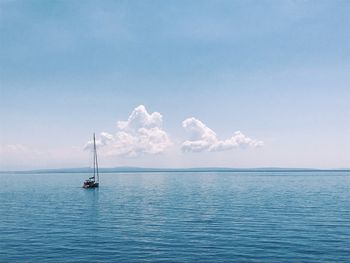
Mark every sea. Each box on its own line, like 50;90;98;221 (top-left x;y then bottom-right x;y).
1;171;349;262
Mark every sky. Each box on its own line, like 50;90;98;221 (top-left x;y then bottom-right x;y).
0;0;349;170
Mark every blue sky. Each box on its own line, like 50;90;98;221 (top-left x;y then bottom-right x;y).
0;0;349;169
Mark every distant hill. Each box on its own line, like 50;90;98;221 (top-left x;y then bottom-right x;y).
1;167;349;174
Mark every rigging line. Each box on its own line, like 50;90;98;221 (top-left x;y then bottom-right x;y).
95;142;99;183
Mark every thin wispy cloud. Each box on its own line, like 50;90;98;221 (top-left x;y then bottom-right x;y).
181;117;263;153
0;144;29;154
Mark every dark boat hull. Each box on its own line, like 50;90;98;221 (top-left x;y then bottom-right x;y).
83;182;99;189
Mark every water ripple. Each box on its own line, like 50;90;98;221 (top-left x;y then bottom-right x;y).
1;171;350;262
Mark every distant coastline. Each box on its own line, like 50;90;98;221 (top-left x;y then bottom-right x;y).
1;167;350;174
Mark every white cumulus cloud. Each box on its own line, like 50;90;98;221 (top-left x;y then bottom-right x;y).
117;105;162;131
85;105;172;157
182;117;263;153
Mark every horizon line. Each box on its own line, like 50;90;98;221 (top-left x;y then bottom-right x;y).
1;166;350;174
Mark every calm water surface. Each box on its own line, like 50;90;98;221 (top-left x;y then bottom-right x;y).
1;171;350;262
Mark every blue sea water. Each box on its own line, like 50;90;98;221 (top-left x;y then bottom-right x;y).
0;171;350;262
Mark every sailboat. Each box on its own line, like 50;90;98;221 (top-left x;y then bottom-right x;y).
83;133;99;188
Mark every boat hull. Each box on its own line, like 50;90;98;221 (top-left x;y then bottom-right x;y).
82;182;99;189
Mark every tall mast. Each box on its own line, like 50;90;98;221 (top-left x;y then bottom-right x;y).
93;133;96;181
